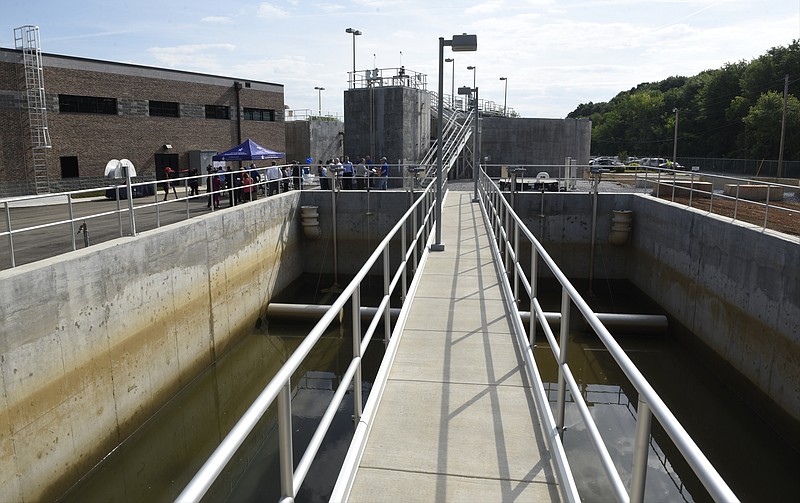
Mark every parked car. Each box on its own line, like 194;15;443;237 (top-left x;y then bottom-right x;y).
639;157;684;170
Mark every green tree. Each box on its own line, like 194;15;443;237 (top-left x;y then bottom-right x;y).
742;91;800;159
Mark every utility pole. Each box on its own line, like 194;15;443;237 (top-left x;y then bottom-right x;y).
777;74;788;178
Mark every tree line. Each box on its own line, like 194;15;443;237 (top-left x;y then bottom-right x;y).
568;40;800;162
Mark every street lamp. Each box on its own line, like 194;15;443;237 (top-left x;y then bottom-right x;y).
672;108;679;165
314;86;325;116
445;57;455;109
345;27;362;88
433;33;478;252
499;77;508;116
467;65;476;89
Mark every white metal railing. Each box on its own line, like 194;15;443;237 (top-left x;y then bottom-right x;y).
284;108;341;122
0;164;322;269
480;163;798;238
175;175;438;502
476;167;740;502
634;167;800;235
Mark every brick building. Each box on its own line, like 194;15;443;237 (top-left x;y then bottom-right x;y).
0;47;285;197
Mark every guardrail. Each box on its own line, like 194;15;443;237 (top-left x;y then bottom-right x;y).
175;174;438;502
0;167;428;270
634;168;800;235
477;168;740;502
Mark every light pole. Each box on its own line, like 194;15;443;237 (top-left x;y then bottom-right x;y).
314;86;325;116
433;33;478;252
499;77;508;116
672;107;679;165
467;65;476;89
445;57;455;109
345;27;362;88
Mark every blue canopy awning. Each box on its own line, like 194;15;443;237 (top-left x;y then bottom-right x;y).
212;139;285;161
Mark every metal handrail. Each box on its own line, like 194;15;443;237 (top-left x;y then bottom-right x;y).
476;168;740;502
635;167;800;234
175;175;437;502
0;165;332;269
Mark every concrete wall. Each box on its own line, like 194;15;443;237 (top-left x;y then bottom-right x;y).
513;191;800;428
627;196;800;428
299;190;419;277
480;117;592;167
285;120;344;165
343;86;431;163
0;193;303;502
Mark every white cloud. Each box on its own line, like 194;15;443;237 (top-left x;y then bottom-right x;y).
256;3;290;18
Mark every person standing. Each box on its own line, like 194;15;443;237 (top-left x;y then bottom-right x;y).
162;167;178;200
318;160;329;190
211;174;222;209
282;165;291;192
377;157;389;190
188;168;199;196
291;161;302;190
356;158;367;190
342;156;354;189
242;172;254;201
266;161;281;196
206;166;215;207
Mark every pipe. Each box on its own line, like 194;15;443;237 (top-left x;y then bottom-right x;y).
266;303;666;333
520;311;668;334
267;303;400;321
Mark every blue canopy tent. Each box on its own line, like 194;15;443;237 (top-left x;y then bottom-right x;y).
212;138;285;161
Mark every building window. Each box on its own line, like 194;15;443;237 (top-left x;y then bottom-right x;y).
205;105;230;120
243;107;275;122
60;156;79;178
149;101;180;117
58;95;117;115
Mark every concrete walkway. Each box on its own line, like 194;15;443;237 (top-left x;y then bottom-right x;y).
346;192;562;502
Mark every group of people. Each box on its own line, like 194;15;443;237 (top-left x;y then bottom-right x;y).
316;155;389;191
162;155;391;209
203;163;268;209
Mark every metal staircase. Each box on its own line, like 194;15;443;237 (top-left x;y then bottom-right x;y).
420;93;473;185
14;25;52;194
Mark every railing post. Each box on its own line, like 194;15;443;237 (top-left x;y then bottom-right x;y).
412;206;418;273
504;196;511;274
656;169;661;198
5;202;15;268
383;247;391;346
555;286;571;437
688;172;694;207
734;184;740;220
116;187;123;237
513;220;520;304
630;397;653;503
764;185;771;229
401;221;408;302
352;286;363;423
154;187;161;228
529;245;538;348
68;194;77;251
278;381;294;501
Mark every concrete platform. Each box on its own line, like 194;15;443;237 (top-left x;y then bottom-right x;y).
722;183;785;201
345;193;562;502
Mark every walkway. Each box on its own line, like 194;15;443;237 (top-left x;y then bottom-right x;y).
345;192;562;502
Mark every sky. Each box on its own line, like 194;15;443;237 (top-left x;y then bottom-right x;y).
4;0;800;119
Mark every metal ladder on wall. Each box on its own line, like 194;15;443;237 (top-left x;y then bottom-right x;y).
14;25;52;194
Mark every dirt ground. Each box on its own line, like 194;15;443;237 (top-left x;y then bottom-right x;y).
656;194;800;237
